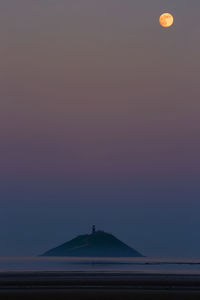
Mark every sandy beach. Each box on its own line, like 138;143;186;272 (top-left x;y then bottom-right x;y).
1;272;200;299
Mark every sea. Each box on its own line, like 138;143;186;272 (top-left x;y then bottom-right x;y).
0;257;200;274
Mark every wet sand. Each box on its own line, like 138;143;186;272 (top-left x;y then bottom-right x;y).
1;272;200;299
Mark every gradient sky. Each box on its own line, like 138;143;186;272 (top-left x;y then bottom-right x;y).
1;0;200;257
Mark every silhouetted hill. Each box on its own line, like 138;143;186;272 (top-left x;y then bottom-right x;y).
42;229;143;257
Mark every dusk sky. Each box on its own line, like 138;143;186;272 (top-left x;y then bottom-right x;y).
1;0;200;257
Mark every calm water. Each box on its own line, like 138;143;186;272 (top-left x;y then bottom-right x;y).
0;257;200;274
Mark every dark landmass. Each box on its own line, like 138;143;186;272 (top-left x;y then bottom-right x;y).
1;290;200;300
42;228;143;257
1;272;200;299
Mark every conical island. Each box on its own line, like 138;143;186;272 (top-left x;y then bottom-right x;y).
42;226;143;257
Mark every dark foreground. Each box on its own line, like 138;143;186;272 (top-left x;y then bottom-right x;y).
1;272;200;299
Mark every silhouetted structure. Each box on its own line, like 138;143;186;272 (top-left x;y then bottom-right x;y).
92;225;96;234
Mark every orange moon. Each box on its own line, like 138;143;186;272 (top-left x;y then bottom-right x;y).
159;13;174;28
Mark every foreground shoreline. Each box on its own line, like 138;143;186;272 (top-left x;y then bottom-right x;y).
1;289;200;300
1;272;200;299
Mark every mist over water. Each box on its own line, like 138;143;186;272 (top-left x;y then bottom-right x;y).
1;257;200;274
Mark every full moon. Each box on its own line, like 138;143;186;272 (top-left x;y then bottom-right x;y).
159;13;174;28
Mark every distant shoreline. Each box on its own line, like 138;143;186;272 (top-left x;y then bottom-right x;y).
1;272;200;289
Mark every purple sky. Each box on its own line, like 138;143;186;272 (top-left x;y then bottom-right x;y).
0;0;200;257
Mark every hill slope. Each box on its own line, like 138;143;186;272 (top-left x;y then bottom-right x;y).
42;230;143;257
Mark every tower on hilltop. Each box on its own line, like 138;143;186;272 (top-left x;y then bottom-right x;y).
92;225;96;234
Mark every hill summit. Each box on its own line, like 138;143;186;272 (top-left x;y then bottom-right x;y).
42;226;143;257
